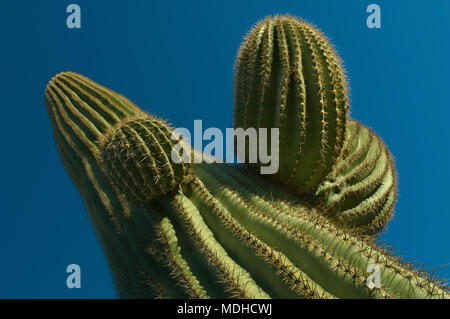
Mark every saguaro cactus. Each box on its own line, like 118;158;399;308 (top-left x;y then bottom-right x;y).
234;15;348;194
46;72;448;299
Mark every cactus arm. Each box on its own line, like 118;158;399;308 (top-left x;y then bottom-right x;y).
316;121;398;234
46;72;193;298
234;15;348;193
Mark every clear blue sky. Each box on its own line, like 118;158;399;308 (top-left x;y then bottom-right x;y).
0;0;449;298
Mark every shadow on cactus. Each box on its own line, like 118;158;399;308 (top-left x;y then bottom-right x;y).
45;15;448;299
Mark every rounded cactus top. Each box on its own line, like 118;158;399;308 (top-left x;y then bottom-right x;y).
315;121;398;235
234;15;349;194
100;115;191;202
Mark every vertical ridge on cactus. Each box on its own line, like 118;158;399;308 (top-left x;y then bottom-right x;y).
234;15;349;194
46;71;448;299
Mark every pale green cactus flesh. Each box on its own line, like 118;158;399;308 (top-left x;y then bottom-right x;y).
45;70;449;299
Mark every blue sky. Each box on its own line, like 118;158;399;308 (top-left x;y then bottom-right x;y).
0;0;449;298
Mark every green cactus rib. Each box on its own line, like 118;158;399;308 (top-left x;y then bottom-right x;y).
315;121;398;235
234;15;348;194
46;72;449;299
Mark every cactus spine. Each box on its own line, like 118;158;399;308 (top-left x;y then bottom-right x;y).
234;15;348;194
46;72;448;299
